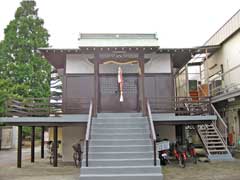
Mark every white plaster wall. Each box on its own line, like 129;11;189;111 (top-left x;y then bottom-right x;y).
204;31;240;86
144;53;171;73
62;125;86;162
12;126;18;149
155;125;176;142
66;54;94;74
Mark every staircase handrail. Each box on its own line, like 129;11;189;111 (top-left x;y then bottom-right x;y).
146;99;157;166
211;104;228;144
85;100;93;167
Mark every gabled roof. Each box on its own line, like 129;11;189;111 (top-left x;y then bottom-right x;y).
39;45;220;69
204;9;240;46
78;33;159;47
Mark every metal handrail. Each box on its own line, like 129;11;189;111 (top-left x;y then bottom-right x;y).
211;104;228;144
211;104;227;128
85;100;93;167
146;99;157;166
210;63;240;82
211;82;240;96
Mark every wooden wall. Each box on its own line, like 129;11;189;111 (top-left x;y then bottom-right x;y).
63;74;94;113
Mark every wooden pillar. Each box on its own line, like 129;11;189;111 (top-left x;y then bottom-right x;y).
139;57;146;115
53;126;58;167
41;126;45;159
31;126;35;163
94;57;99;116
17;126;22;168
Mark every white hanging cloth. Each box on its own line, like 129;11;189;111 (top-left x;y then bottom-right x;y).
118;67;124;102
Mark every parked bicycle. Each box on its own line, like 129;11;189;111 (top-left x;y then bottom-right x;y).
47;140;62;165
186;139;197;164
72;140;83;167
172;141;187;168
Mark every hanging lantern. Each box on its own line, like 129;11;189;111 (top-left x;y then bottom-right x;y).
118;66;124;102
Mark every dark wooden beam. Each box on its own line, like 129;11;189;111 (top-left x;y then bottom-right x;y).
41;126;45;159
17;126;22;168
31;126;35;163
53;126;58;167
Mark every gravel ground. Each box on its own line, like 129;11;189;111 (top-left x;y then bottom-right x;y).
163;159;240;180
0;156;240;180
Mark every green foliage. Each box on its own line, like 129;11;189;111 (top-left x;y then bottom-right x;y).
0;0;51;116
22;127;42;139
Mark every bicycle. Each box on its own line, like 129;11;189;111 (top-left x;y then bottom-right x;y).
47;140;62;165
72;141;83;167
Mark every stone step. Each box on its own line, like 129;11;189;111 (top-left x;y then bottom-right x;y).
90;139;151;146
93;117;146;123
92;123;148;129
80;173;163;180
91;133;150;140
83;152;154;159
82;158;159;167
80;166;161;175
88;145;153;152
91;128;149;134
97;113;143;118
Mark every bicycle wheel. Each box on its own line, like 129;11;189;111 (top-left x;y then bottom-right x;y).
179;155;185;168
192;156;197;164
73;152;80;167
50;155;53;165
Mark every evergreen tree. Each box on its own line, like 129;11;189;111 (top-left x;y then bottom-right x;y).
0;0;50;116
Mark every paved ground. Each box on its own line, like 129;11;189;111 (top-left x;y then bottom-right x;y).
0;148;240;180
0;146;41;167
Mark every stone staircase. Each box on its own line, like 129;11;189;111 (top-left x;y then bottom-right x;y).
197;123;233;160
80;113;163;180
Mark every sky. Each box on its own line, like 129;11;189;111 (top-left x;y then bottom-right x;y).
0;0;239;48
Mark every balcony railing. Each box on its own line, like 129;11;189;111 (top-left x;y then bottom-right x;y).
5;97;90;117
209;63;240;97
147;96;211;115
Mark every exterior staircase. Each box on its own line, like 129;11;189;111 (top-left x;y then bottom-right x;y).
80;113;163;180
197;123;233;160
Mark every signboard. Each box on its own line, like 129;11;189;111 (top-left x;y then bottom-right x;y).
156;141;170;151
